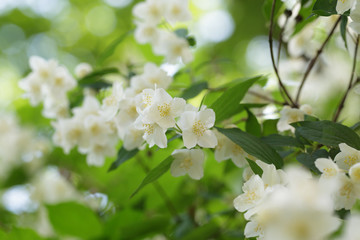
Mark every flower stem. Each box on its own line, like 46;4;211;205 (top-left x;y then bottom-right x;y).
295;16;341;105
333;35;359;122
269;0;297;107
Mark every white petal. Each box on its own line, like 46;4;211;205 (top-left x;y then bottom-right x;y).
198;109;215;128
182;131;197;149
198;130;217;148
177;111;196;130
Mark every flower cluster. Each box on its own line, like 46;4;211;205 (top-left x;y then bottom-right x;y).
133;0;193;63
234;163;340;240
337;0;360;34
315;143;360;210
19;56;77;119
277;104;312;132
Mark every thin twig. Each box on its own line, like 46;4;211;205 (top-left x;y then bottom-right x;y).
248;90;284;105
269;0;297;107
333;35;359;122
295;16;341;104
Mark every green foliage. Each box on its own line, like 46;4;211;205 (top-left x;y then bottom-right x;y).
291;120;360;149
245;109;262;137
340;15;348;48
211;76;262;123
296;149;328;174
182;221;220;240
246;159;264;176
46;202;103;239
262;134;304;148
131;156;174;197
108;147;139;172
216;127;284;169
312;0;338;16
181;82;208;100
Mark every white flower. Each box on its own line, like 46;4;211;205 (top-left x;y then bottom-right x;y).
122;124;145;151
281;0;299;9
335;143;360;171
315;158;341;180
141;63;173;90
333;174;360;210
234;175;265;212
170;148;205;180
134;22;160;44
101;81;124;121
336;0;356;14
214;130;249;167
132;0;164;24
256;160;287;187
154;32;193;64
31;167;78;204
177;108;217;149
134;117;167;148
142;88;186;129
75;62;93;78
244;220;264;239
19;73;45;105
86;140;117;166
164;0;191;23
349;162;360;182
277;106;305;132
341;213;360;240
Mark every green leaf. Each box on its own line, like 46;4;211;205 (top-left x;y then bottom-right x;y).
182;221;220;240
211;76;262;123
291;120;360;150
217;127;284;169
78;68;118;90
246;109;261;137
7;227;44;240
312;0;337;16
108;147;139;172
340;15;348;48
262;119;279;136
46;202;102;239
262;134;304;148
296;149;329;174
181;82;208;100
246;159;263;176
98;30;133;64
186;36;196;47
131;156;174;197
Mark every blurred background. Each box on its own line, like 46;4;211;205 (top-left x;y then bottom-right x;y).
0;0;359;239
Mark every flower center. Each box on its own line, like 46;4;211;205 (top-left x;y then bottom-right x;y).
323;167;336;177
180;157;193;170
143;124;154;135
192;120;206;137
344;154;359;167
158;103;171;117
340;182;353;199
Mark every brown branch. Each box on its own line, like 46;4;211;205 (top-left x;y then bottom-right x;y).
295;16;341;104
269;0;297;107
333;35;359;122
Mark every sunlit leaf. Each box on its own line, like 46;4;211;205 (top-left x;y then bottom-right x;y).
108;147;139;172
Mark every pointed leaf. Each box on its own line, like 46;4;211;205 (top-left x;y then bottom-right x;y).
246;109;261;137
217;127;284;169
211;76;262;123
131;156;174;197
312;0;337;16
181;82;208;100
246;159;263;176
262;134;304;148
291;120;360;149
108;147;139;172
340;15;348;49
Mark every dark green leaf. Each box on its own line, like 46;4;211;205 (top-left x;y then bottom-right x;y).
296;149;329;174
291;120;360;149
108;147;139;172
211;76;262;123
304;114;319;121
79;80;112;90
79;67;119;82
262;134;304;148
312;0;337;16
340;15;348;48
335;208;350;219
131;156;174;197
246;159;263;176
181;82;208;100
186;36;196;47
262;119;279;136
98;30;133;64
46;202;102;239
174;28;189;38
246;109;261;137
217;127;284;169
182;221;220;240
